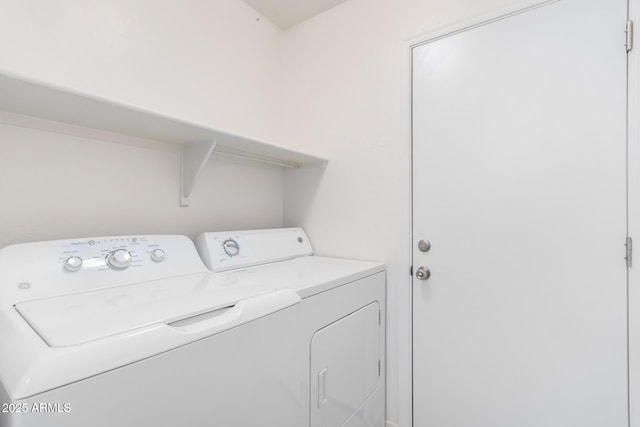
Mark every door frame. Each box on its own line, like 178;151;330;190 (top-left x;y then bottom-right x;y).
627;1;640;426
400;1;637;425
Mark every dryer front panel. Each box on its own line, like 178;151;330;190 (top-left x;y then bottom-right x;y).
310;301;380;427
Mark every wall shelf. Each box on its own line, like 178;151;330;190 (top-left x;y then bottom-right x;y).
0;72;328;206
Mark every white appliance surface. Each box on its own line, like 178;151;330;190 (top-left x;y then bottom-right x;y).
218;255;383;298
0;235;303;427
15;273;279;347
196;227;387;427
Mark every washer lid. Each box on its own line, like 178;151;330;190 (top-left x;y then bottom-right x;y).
14;272;275;347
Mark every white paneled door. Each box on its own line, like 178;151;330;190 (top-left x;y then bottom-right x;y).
412;1;629;426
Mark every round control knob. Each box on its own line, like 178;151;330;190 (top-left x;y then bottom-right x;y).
63;256;83;272
222;239;240;257
150;248;166;262
107;249;132;270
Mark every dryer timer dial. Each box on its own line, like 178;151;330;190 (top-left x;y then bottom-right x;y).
222;239;240;257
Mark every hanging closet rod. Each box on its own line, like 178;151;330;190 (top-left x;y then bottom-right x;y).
213;150;300;168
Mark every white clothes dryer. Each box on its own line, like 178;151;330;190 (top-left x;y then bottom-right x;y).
0;235;304;427
196;227;386;427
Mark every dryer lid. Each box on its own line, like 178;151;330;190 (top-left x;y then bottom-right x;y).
15;272;276;347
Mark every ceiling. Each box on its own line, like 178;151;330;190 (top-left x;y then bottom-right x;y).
242;0;349;29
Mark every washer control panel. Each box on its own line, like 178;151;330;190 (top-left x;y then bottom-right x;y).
57;236;170;273
0;235;209;303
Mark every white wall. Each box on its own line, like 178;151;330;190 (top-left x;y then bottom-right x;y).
0;123;283;247
0;0;286;246
280;0;528;425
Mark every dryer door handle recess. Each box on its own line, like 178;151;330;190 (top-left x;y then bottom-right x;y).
168;290;301;335
318;368;328;407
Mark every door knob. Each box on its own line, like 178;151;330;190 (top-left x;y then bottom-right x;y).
416;266;431;280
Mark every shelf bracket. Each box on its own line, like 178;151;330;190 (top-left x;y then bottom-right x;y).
181;140;217;207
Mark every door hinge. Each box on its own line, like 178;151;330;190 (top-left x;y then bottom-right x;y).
626;20;633;52
379;309;382;325
378;359;381;376
410;265;413;276
626;237;633;268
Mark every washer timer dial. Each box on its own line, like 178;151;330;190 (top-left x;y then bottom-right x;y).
106;249;133;270
222;239;240;257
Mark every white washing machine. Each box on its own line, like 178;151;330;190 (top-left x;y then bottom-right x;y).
196;228;386;427
0;235;304;427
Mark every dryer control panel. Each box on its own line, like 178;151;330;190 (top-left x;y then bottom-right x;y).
195;228;313;272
